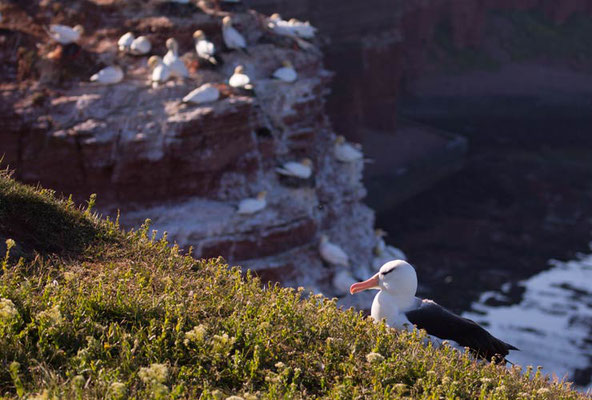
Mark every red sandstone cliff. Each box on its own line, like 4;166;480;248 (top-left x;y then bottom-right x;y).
248;0;592;139
0;0;376;306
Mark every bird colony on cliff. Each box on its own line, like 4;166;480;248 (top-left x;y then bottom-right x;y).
12;0;407;301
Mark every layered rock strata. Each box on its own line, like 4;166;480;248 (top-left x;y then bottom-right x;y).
0;1;378;304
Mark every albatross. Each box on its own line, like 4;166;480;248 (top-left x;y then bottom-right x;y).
350;260;518;362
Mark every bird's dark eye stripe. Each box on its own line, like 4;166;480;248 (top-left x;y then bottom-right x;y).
382;267;395;275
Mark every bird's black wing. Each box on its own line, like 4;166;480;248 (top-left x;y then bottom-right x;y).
405;300;518;361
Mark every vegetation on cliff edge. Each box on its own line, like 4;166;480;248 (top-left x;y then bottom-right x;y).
0;170;587;399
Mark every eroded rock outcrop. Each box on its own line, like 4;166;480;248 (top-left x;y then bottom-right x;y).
0;1;377;305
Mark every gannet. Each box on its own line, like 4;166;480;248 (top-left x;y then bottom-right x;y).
163;38;189;78
222;16;247;52
350;260;518;361
47;24;84;45
272;60;297;83
90;65;124;84
319;234;349;266
229;65;252;89
182;83;220;104
332;270;357;296
118;32;135;52
130;36;151;55
148;56;171;88
334;135;363;163
374;229;407;262
237;191;267;215
193;30;217;65
275;158;313;179
288;18;317;39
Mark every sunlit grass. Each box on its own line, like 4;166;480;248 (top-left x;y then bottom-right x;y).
0;171;587;399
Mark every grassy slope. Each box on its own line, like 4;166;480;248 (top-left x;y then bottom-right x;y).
0;171;586;399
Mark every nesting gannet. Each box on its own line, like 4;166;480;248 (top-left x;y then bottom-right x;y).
229;65;252;89
319;234;350;266
334;135;363;163
272;60;297;83
222;16;247;52
163;38;189;78
193;30;217;65
332;270;357;296
182;83;220;104
90;65;124;84
47;24;84;45
237;191;267;215
118;32;135;52
288;18;317;39
130;36;151;55
350;260;518;361
275;158;313;179
148;56;171;88
374;229;407;262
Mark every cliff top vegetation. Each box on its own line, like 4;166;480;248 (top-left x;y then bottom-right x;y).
0;170;587;399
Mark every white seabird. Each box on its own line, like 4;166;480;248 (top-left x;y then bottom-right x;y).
229;65;252;89
90;65;124;84
163;38;189;78
374;229;407;263
266;14;313;50
334;135;363;163
118;32;135;52
275;158;313;179
193;30;217;65
237;191;267;215
272;60;297;83
47;24;84;45
332;270;357;296
222;16;247;52
350;260;518;361
148;56;171;88
182;83;220;104
130;35;151;55
287;18;317;39
319;234;349;266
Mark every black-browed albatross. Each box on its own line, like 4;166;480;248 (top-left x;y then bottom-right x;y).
350;260;518;362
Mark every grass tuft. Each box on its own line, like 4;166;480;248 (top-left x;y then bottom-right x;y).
0;173;587;398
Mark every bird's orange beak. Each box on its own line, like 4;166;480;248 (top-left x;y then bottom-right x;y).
350;274;379;295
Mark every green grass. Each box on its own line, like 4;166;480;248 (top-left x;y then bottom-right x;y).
0;170;587;399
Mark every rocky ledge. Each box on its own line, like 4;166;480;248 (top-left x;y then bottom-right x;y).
0;0;387;306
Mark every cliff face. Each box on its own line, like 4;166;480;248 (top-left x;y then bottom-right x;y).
0;1;376;304
248;0;592;139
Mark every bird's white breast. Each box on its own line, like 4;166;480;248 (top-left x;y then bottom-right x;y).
183;84;220;104
273;67;297;83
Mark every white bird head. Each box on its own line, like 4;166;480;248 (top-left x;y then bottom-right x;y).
350;260;417;299
73;25;85;35
269;13;282;21
335;135;346;144
147;55;162;69
233;65;245;74
301;158;313;167
256;191;267;200
222;16;233;27
374;228;387;237
166;38;179;52
193;30;205;40
319;234;329;244
282;60;293;68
